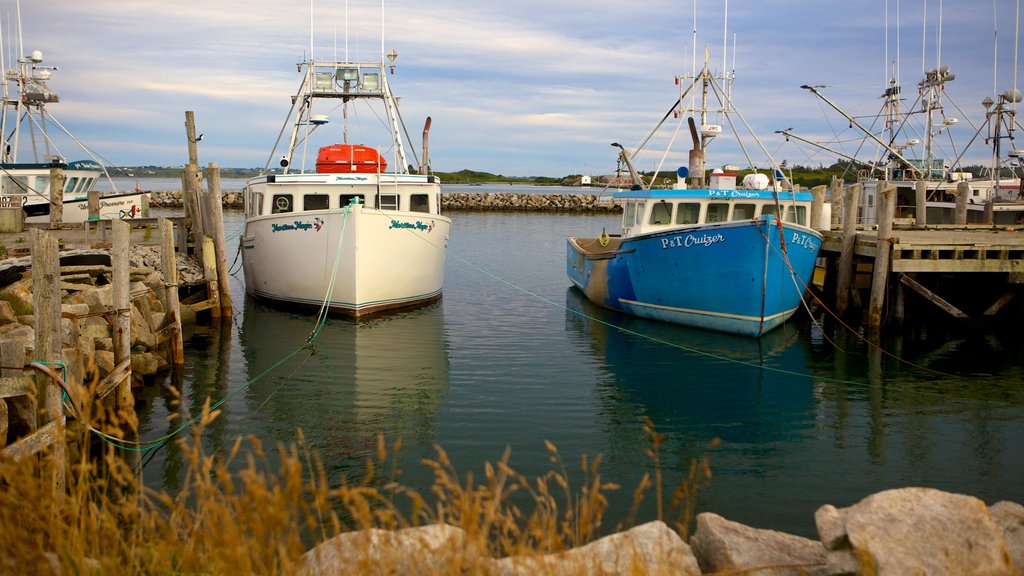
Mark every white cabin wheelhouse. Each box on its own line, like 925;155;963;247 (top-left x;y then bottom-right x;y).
241;48;450;317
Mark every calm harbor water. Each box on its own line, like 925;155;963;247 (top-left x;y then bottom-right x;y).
134;183;1024;538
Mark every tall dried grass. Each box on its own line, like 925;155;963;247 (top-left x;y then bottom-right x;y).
1;379;715;576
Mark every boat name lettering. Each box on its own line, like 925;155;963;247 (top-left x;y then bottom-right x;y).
389;220;435;232
272;218;325;233
708;190;761;199
789;232;819;251
661;233;726;249
333;176;369;182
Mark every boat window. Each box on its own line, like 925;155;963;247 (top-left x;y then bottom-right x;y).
83;178;95;192
634;202;646;226
675;203;700;224
410;194;430;214
732;203;756;220
272;194;293;214
2;175;30;195
249;192;263;217
648;201;673;225
787;205;807;225
377;192;399;211
706;202;729;223
65;177;79;193
761;204;778;219
303;194;329;211
623;202;636;225
339;194;364;208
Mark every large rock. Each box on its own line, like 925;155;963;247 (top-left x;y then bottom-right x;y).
488;521;699;575
816;488;1015;575
990;501;1024;572
301;524;469;575
0;300;17;325
690;512;826;575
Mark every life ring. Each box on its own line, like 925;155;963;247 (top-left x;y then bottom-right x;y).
598;230;610;247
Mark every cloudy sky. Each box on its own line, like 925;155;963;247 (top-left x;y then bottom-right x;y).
6;0;1022;177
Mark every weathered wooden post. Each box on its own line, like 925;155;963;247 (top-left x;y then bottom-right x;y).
48;166;65;227
183;163;206;259
111;221;135;430
830;177;843;230
955;181;969;224
0;195;24;233
185;111;200;168
204;162;233;317
915;179;927;226
160;218;185;366
836;183;861;315
810;185;826;230
868;184;896;329
32;228;65;494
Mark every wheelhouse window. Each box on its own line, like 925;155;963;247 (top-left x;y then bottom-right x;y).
272;193;293;214
633;202;646;226
706;202;729;223
377;193;399;210
761;204;779;219
66;177;79;194
248;192;263;217
303;194;329;211
623;202;636;225
675;203;700;224
339;194;364;207
410;194;430;214
648;201;673;225
732;203;756;220
787;205;807;225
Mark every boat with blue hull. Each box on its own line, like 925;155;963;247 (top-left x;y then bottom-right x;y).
567;57;822;338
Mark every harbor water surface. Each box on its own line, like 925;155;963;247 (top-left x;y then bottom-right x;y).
132;182;1024;537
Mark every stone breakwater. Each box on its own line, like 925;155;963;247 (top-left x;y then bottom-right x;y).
300;488;1023;575
146;190;621;212
441;192;620;212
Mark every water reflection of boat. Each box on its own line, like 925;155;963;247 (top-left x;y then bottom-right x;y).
563;286;815;447
239;297;450;457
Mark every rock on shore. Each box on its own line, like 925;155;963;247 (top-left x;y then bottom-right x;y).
301;487;1024;575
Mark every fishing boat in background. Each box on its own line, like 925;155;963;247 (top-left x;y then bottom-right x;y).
0;43;149;222
567;55;823;338
241;29;450;316
787;69;1024;227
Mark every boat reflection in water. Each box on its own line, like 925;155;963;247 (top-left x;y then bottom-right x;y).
239;297;451;466
563;285;816;456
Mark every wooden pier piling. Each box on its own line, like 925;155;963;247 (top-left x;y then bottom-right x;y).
835;183;861;316
817;178;1024;330
867;185;895;329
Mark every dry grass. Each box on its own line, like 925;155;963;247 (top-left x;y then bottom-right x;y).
2;379;716;576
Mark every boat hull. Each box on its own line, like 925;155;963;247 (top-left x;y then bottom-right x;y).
242;204;451;317
567;217;821;337
0;164;149;223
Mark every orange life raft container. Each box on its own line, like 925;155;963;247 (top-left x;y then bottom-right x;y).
316;144;387;174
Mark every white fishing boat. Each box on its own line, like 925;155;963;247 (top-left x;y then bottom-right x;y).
0;30;148;222
791;71;1024;227
241;35;450;316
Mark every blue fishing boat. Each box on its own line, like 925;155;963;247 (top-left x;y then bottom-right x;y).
567;58;822;338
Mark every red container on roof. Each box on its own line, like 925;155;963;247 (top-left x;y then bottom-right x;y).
316;144;387;173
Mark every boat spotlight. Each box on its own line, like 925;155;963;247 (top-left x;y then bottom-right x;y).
280;156;289;168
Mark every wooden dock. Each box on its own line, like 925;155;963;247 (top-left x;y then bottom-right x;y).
813;182;1024;329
